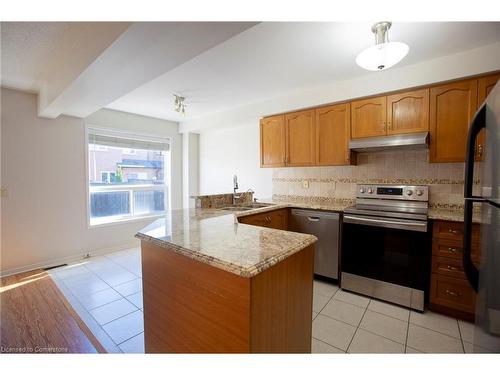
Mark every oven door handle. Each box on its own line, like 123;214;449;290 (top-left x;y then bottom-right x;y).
343;215;428;232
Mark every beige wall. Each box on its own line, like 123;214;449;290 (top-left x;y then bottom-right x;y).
0;88;181;274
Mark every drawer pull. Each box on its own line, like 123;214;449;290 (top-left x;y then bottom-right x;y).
445;289;462;297
448;247;460;253
446;266;458;271
448;229;460;234
265;216;271;223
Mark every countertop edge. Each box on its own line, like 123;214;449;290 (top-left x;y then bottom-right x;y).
135;231;317;278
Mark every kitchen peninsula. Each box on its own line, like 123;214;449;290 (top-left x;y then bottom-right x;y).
136;208;317;353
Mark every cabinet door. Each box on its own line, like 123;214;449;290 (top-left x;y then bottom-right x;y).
260;115;286;167
429;80;478;163
350;96;387;139
477;74;500;161
285;110;316;167
315;103;354;166
386;88;429;135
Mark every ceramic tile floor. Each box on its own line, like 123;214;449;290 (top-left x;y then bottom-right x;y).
48;248;145;353
49;249;492;354
311;279;495;353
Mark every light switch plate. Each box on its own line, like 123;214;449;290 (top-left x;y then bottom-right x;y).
302;180;309;189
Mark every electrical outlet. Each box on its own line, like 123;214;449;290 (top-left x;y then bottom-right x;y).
302;180;309;189
83;253;91;259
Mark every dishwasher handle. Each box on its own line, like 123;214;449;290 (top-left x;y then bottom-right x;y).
307;216;320;222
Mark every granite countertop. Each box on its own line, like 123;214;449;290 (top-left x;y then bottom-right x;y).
136;198;477;279
136;208;317;278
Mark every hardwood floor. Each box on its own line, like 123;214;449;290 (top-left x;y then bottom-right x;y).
1;269;105;353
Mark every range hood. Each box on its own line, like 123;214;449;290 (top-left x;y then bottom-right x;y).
349;132;429;152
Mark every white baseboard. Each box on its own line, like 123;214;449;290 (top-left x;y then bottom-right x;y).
0;241;140;278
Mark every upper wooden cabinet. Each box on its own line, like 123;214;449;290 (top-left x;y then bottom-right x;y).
476;74;500;161
429;79;478;163
285;110;316;167
260;115;286;167
386;88;429;135
350;96;387;139
260;72;499;168
315;103;355;166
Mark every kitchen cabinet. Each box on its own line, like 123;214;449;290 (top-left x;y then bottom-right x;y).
259;72;499;168
429;220;480;320
238;208;289;231
260;115;286;167
141;240;314;353
429;79;478;163
315;103;356;165
476;73;500;161
386;88;429;135
350;96;387;139
285;109;316;167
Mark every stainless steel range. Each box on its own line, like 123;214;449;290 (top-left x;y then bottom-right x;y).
341;184;431;311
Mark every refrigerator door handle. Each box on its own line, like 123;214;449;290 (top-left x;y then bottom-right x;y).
463;103;486;292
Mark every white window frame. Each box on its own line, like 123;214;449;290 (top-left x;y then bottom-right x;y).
100;171;116;183
85;125;172;228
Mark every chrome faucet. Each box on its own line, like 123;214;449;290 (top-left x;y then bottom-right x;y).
232;175;239;205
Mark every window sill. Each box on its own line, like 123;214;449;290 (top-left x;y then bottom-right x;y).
89;213;165;229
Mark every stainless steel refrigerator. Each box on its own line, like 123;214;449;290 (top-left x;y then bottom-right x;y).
463;80;500;353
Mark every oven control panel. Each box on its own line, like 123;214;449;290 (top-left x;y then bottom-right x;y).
356;184;428;201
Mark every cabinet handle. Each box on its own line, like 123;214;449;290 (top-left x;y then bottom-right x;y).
477;144;483;158
446;265;458;271
448;247;460;253
445;289;462;297
448;229;460;234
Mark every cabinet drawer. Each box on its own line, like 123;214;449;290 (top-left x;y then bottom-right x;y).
432;256;466;279
432;239;480;262
238;209;288;230
430;274;475;314
433;220;479;242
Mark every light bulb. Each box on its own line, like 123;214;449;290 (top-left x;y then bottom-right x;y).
356;42;409;71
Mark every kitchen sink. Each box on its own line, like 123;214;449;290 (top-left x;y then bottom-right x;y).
221;206;254;211
220;202;275;211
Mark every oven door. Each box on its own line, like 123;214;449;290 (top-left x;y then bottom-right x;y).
342;214;431;293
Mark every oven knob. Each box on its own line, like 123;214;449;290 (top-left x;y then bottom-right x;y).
359;187;366;193
406;190;413;196
367;188;373;194
416;189;423;196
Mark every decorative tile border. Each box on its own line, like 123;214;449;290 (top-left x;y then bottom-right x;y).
272;194;355;206
272;177;481;185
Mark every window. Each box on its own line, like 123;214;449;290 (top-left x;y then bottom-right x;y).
101;171;116;183
87;128;170;226
122;148;137;155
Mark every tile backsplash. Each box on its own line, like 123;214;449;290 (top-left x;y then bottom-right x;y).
272;150;481;207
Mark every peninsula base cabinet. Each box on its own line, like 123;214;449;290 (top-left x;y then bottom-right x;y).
429;220;480;321
140;241;314;353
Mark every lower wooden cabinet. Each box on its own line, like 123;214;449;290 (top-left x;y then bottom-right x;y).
238;209;289;230
430;274;476;314
429;220;480;320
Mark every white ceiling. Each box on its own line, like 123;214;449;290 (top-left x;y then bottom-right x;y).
106;22;500;122
2;22;499;122
0;22;130;92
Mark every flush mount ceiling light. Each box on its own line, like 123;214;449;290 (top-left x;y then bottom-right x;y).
356;21;409;71
173;94;186;115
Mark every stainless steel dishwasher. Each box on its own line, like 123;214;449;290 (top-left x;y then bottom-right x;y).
290;209;340;279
